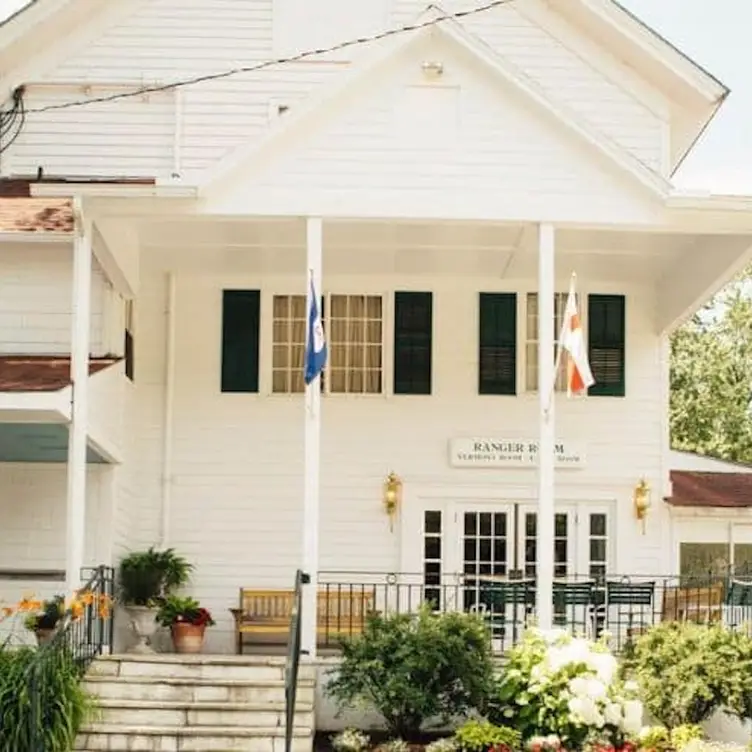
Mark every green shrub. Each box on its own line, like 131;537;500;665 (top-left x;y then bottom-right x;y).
637;725;671;751
0;644;95;751
454;719;521;752
622;621;752;728
670;724;705;750
325;606;494;739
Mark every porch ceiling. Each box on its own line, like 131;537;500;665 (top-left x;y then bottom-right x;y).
0;423;108;464
136;217;717;285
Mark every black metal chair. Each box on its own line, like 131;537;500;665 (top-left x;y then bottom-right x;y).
604;580;655;649
552;581;596;636
476;579;535;648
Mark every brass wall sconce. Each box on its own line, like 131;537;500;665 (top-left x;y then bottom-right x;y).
633;478;651;535
383;472;402;532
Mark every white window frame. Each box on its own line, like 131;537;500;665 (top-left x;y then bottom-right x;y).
523;290;586;394
269;291;387;397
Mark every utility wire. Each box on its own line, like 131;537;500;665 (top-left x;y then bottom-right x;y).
23;0;514;114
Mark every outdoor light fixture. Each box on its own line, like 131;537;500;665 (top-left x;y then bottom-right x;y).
383;472;402;532
421;60;444;78
633;478;651;535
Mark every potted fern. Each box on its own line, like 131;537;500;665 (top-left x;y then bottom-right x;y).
118;548;192;654
157;595;215;654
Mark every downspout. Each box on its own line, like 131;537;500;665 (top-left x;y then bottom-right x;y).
159;272;176;548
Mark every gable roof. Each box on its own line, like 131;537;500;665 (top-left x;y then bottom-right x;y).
0;0;727;179
201;6;671;200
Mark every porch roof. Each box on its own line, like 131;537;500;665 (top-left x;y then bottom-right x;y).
667;470;752;509
0;356;121;463
0;355;118;392
0;197;72;233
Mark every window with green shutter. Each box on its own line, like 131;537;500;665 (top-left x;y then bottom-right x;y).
393;292;432;395
221;290;260;393
479;292;517;395
588;294;625;397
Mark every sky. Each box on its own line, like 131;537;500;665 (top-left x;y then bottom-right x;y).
1;0;750;194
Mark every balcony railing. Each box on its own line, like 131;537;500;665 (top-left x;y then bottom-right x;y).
317;571;752;653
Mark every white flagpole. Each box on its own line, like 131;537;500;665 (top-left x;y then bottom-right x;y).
537;223;555;630
302;217;323;658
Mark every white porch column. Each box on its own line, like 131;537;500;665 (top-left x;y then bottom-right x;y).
536;223;555;630
65;200;93;593
302;216;323;658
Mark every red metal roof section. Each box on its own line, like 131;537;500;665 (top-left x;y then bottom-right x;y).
668;470;752;508
0;176;157;233
0;356;120;392
0;198;73;233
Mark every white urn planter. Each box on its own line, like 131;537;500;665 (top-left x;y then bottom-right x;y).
125;605;158;654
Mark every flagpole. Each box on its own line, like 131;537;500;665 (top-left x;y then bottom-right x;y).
302;216;323;658
537;223;555;630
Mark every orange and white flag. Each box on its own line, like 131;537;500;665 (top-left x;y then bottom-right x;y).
560;275;594;397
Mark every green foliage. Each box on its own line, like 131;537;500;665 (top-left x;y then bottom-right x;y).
118;547;192;606
156;595;215;627
454;719;521;752
622;621;752;728
670;724;705;750
670;265;752;464
637;726;671;751
325;606;494;739
23;595;65;631
0;643;95;751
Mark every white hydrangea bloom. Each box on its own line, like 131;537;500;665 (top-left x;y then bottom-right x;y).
622;700;644;735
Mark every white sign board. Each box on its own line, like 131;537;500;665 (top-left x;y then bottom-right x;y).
449;438;586;469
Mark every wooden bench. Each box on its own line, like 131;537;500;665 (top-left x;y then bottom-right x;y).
661;583;723;623
230;588;375;654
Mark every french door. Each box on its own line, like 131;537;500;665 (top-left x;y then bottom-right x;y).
453;503;577;583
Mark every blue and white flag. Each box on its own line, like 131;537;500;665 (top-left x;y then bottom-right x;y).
304;278;327;386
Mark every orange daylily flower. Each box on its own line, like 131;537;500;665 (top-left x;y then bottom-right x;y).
1;606;14;618
79;591;95;607
17;597;43;613
70;601;84;621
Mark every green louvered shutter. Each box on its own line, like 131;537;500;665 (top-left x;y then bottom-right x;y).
479;293;516;395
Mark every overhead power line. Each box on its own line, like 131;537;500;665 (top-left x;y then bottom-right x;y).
23;0;514;114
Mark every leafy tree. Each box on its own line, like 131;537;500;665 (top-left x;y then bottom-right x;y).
670;265;752;464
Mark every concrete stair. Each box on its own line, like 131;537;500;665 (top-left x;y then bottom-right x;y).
75;654;315;752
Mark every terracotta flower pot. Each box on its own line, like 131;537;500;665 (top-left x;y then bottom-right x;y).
171;622;206;654
35;627;57;646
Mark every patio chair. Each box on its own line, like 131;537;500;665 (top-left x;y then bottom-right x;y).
552;581;596;636
724;579;752;634
476;579;535;647
604;580;655;648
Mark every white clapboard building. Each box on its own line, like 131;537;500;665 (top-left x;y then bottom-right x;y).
0;0;752;660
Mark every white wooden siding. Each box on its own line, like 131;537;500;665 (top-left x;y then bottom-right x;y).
0;465;107;571
7;87;176;178
3;0;666;179
0;243;108;355
215;35;662;224
117;267;669;652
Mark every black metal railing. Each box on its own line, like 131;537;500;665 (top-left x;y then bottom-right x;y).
317;571;752;653
26;565;115;751
285;569;309;752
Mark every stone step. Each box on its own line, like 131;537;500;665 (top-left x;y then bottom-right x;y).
83;675;315;705
74;724;313;752
90;654;316;683
96;698;314;728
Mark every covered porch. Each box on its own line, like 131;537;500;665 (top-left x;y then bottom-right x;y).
22;183;752;655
